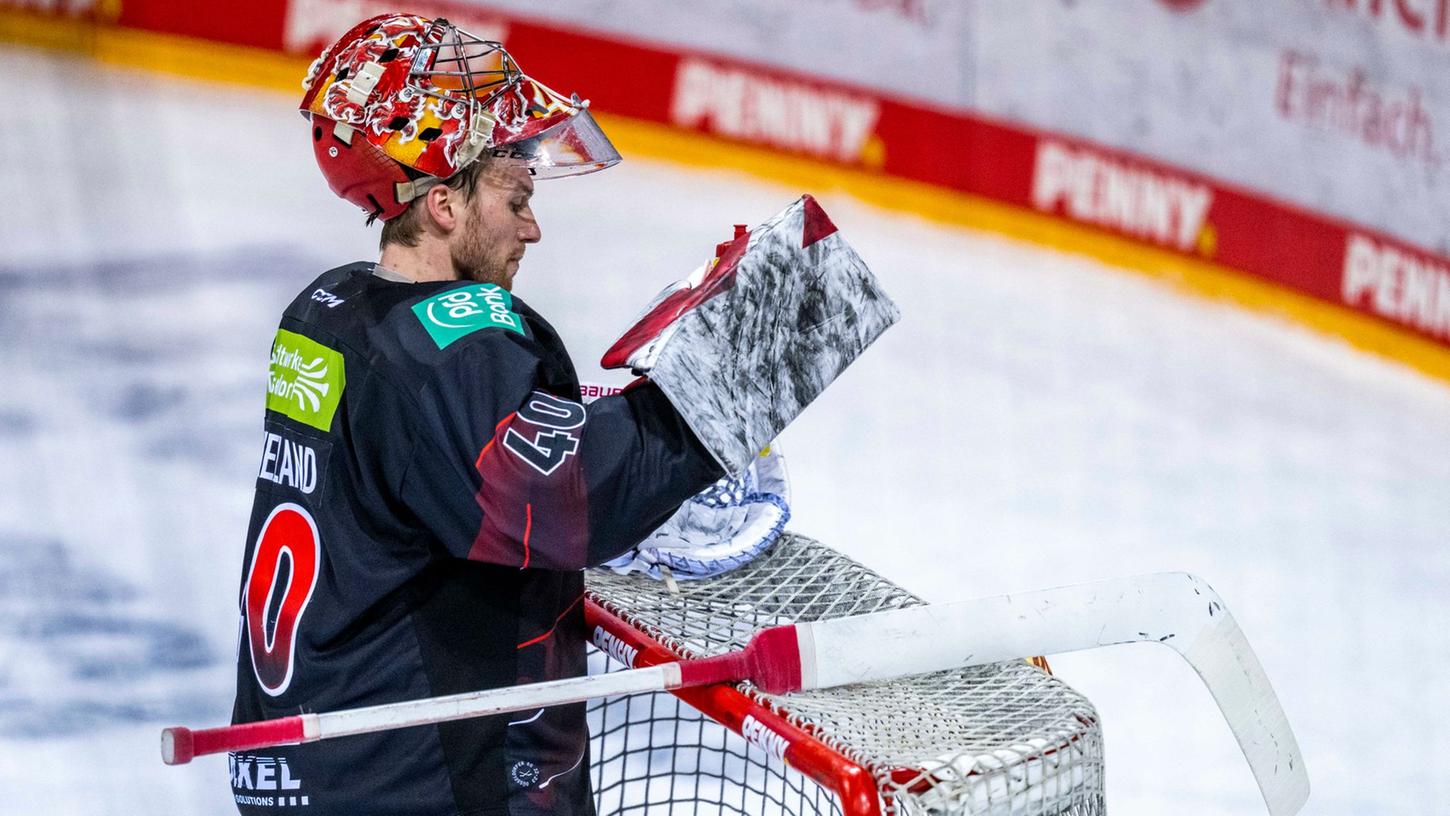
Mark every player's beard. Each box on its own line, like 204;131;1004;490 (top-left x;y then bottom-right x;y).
450;208;512;289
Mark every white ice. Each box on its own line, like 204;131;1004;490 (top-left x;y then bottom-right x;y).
1;47;1446;815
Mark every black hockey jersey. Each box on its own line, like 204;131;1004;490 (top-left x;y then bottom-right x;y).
230;263;721;816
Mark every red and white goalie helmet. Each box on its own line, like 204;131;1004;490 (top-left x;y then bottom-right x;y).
300;13;621;221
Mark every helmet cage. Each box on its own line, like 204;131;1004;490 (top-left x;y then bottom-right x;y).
408;21;521;167
410;22;522;110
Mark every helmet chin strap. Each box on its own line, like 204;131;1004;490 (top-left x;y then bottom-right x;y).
344;61;386;107
455;113;492;167
395;176;439;207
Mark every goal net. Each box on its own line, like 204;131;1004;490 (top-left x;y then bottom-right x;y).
585;533;1106;816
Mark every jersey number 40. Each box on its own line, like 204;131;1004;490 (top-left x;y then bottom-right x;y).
502;392;585;476
243;503;322;697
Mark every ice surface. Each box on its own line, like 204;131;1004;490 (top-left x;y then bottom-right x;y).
1;47;1447;815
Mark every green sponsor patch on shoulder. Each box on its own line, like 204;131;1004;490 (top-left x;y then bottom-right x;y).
412;284;525;349
266;329;346;432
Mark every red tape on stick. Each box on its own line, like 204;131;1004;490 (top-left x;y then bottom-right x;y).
160;726;194;766
742;625;804;694
676;625;803;695
161;715;308;765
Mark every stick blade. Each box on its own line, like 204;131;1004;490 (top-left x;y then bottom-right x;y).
1188;610;1309;815
797;571;1309;814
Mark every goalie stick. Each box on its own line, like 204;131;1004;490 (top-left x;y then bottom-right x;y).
163;571;1307;815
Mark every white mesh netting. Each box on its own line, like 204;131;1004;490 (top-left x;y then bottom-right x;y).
586;533;1106;816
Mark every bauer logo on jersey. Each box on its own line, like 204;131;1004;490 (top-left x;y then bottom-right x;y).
267;329;346;432
413;284;525;348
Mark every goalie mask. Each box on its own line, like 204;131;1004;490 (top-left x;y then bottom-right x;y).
300;13;621;221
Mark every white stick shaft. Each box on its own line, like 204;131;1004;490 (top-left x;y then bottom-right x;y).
316;664;680;741
796;572;1308;816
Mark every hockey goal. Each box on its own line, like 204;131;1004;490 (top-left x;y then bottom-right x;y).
584;533;1106;816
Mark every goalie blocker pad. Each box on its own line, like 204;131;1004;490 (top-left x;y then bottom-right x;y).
602;196;900;474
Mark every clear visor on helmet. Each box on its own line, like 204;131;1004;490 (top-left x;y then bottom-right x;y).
494;107;622;179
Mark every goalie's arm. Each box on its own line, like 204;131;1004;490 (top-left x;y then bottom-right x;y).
401;333;722;571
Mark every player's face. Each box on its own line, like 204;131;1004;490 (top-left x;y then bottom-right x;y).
450;162;541;289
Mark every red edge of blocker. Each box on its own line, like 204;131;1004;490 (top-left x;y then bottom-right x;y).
599;224;753;370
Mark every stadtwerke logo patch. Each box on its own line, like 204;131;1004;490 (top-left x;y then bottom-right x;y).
266;329;346;432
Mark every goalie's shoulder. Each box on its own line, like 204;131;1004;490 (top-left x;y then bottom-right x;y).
363;276;554;373
374;280;580;405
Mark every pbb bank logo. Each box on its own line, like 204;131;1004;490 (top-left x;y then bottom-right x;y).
413;284;526;349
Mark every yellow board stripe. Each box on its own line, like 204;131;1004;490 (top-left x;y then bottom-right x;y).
95;25;310;91
6;10;1450;385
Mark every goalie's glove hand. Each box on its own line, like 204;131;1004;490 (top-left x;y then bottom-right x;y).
603;447;790;581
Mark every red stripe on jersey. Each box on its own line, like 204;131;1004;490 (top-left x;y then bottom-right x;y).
475;412;518;469
516;593;584;650
521;503;533;569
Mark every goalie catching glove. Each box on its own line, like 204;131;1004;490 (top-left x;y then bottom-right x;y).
603;446;790;580
601;195;900;475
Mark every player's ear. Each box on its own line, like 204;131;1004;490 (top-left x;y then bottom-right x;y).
423;183;459;234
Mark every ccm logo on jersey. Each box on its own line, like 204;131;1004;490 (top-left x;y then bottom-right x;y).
258;430;321;494
311;288;345;308
591;626;639;669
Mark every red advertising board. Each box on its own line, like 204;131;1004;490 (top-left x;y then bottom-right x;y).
4;0;1449;356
